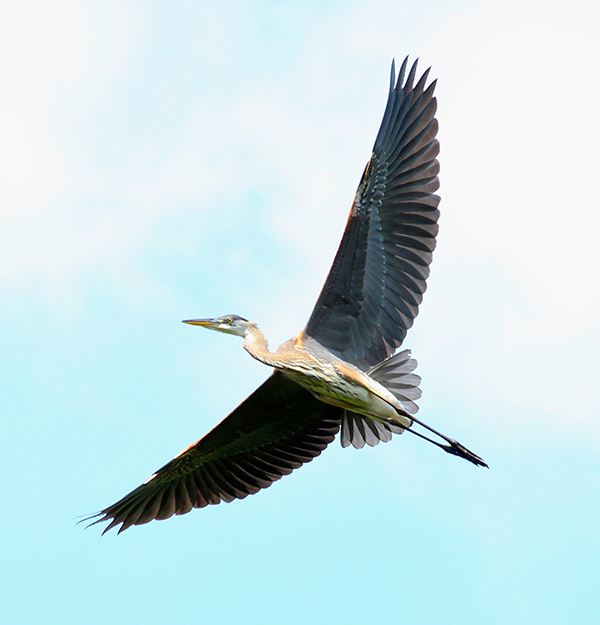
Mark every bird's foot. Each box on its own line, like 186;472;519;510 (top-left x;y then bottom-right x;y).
442;439;488;468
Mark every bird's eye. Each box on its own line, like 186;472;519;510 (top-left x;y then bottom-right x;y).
226;317;233;325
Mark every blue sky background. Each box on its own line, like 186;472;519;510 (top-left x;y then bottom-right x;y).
2;1;599;623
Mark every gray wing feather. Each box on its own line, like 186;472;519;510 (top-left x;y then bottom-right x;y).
341;412;404;449
340;349;421;449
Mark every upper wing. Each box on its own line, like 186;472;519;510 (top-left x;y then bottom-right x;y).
304;58;440;370
87;372;341;534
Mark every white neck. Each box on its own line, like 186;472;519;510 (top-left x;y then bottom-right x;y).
243;323;281;367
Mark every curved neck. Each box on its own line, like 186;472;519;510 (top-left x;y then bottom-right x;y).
243;323;281;367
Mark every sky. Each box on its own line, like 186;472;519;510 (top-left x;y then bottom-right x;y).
1;1;599;623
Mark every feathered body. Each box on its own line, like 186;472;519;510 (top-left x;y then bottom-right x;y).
243;325;413;427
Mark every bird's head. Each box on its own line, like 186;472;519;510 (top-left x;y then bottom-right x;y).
183;314;250;338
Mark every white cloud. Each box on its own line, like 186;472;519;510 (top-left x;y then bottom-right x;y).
2;0;597;428
419;4;600;427
0;2;139;284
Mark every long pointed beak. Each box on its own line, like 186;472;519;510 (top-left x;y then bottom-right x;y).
182;318;217;327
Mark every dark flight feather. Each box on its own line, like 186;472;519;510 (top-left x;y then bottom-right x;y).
304;58;440;370
86;372;341;534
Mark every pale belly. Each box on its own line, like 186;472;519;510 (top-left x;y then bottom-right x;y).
283;368;409;426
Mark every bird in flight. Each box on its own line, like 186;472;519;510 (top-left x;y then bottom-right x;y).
87;57;486;535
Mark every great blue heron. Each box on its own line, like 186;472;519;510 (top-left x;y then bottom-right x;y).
88;58;486;535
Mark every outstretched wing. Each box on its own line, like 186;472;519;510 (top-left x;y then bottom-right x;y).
304;58;440;370
87;372;341;534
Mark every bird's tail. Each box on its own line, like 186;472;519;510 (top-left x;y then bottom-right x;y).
341;350;421;449
368;349;421;413
341;351;488;466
